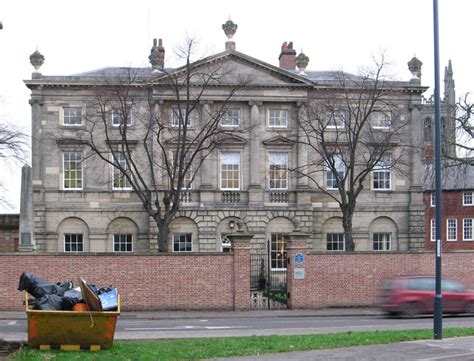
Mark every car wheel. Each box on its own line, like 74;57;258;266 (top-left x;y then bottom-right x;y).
401;302;420;318
465;301;474;315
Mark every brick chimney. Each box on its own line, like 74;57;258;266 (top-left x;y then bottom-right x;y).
149;38;165;71
279;41;296;70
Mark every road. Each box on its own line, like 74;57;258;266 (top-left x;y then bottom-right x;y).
2;314;474;341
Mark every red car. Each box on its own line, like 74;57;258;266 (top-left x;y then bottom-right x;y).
380;276;474;317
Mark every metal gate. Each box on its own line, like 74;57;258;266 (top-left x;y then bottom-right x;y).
250;240;288;310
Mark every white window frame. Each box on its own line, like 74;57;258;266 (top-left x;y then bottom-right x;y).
173;233;193;252
220;108;240;127
268;152;289;190
430;192;435;207
268;109;288;128
463;191;474;206
270;233;288;270
62;107;83;126
463;218;474;241
373;155;392;191
447;218;457;242
372;112;392;129
326;110;346;129
326;233;345;251
373;233;391;251
111;108;133;127
430;219;436;242
64;233;84;252
326;155;345;190
63;152;83;190
112;153;132;190
220;152;241;190
171;107;193;128
113;234;133;252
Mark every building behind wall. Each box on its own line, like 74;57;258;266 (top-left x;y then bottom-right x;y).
24;21;431;256
0;214;19;252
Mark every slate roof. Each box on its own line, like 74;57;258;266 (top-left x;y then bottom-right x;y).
423;163;474;191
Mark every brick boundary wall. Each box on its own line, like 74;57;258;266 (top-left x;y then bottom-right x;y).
0;253;237;311
288;251;474;309
2;251;474;311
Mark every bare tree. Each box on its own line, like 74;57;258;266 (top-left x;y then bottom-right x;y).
77;39;249;252
0;122;28;207
291;58;411;251
452;94;474;161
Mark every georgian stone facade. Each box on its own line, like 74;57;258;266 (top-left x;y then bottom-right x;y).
23;24;429;254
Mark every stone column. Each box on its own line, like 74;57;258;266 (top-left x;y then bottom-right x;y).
227;228;254;311
248;101;263;203
286;229;309;309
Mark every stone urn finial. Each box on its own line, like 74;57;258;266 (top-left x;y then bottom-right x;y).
295;52;309;75
222;19;238;40
408;56;422;82
30;49;45;73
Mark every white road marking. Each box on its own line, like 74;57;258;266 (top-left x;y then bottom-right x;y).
419;352;474;360
200;319;208;322
8;321;17;325
124;325;251;331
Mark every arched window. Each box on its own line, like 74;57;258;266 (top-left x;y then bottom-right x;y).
424;117;432;141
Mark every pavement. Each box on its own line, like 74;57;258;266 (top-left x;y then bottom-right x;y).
1;308;474;360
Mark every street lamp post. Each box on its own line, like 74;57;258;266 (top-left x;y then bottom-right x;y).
433;0;443;340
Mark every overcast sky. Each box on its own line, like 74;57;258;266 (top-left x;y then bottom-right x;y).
0;0;472;212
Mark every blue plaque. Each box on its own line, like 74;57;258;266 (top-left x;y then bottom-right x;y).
294;253;305;265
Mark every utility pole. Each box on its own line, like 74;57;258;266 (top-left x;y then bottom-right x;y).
433;0;443;340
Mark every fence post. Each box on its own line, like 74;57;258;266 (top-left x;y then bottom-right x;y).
227;225;254;310
286;229;309;309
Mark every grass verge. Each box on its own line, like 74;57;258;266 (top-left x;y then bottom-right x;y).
11;327;474;361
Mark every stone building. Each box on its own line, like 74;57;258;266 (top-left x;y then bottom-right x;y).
23;21;429;256
0;214;19;252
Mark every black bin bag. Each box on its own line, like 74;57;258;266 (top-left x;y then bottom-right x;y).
18;272;71;299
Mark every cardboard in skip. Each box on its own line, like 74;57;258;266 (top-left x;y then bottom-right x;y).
98;289;118;310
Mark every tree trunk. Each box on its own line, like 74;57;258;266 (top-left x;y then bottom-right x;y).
342;211;355;252
157;221;169;253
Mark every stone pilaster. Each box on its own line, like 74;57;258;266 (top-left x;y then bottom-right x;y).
249;101;263;203
286;230;309;309
30;97;43;189
227;228;254;310
19;165;35;251
200;102;215;204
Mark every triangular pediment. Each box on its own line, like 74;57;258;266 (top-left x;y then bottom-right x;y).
151;50;315;88
262;135;295;146
166;136;194;145
215;134;247;146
